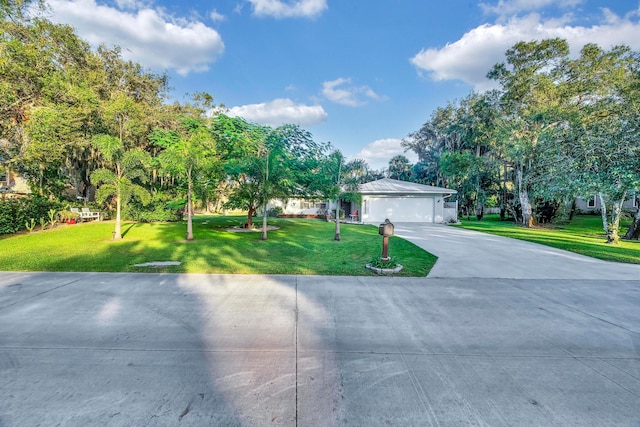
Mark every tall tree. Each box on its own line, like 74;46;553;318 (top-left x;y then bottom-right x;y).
0;4;100;196
151;116;219;240
388;155;412;180
215;115;269;229
91;134;150;240
560;45;640;242
488;38;569;226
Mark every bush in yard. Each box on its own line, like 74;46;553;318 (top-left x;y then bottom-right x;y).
0;196;62;234
267;206;283;217
122;194;184;222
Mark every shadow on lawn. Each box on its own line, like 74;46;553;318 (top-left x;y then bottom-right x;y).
31;215;435;276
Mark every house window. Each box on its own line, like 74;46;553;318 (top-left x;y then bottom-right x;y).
587;196;596;208
301;200;322;209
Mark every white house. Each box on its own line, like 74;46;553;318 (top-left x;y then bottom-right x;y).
269;198;329;216
575;194;638;212
358;178;457;224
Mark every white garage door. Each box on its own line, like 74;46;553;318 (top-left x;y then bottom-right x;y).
367;196;434;223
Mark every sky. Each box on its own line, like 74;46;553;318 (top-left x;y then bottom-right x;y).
44;0;640;169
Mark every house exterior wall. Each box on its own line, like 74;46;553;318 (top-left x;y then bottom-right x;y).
268;199;329;215
0;171;31;195
575;195;638;212
443;200;458;223
361;195;440;223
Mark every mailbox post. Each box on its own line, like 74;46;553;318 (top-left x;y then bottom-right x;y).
378;219;394;260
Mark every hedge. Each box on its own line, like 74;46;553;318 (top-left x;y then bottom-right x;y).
0;196;62;234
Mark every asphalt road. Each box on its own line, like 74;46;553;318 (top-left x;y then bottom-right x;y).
1;270;639;426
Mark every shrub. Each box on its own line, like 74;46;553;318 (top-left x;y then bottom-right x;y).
0;196;62;234
368;255;400;269
122;195;184;222
267;206;283;217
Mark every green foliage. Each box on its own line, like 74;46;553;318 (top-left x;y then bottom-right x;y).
25;218;36;233
0;199;24;234
340;191;362;204
221;119;336;231
404;38;639;232
388;155;412;180
58;210;79;222
122;194;183;222
0;196;61;234
47;208;57;224
267;206;283;217
368;255;400;269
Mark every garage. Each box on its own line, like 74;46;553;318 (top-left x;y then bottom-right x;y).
357;178;457;224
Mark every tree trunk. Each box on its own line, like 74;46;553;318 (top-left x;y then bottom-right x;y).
246;207;255;229
597;191;626;244
568;198;577;221
517;166;533;227
605;192;626;244
500;163;507;221
261;205;268;241
186;175;193;241
598;192;609;240
114;195;122;240
39;164;44;196
334;201;341;241
623;199;640;240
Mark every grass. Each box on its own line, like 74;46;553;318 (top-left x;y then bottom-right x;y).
0;215;437;276
455;214;640;264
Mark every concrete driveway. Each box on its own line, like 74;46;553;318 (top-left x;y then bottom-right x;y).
394;222;640;280
1;271;639;426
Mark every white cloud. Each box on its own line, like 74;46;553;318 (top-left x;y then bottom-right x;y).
227;98;328;127
114;0;147;10
209;9;226;22
48;0;224;75
247;0;327;18
353;138;418;170
411;11;640;91
322;78;381;107
480;0;583;17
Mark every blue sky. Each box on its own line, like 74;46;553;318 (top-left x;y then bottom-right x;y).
46;0;640;168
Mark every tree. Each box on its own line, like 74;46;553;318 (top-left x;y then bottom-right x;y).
218;116;331;238
488;38;569;226
258;124;328;240
91;134;150;239
557;44;639;243
151;117;218;240
216;116;269;229
0;5;100;197
388;155;412;180
331;151;344;241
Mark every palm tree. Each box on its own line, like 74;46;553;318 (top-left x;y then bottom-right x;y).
91;134;150;239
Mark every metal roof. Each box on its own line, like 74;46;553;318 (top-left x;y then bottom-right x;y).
359;178;456;195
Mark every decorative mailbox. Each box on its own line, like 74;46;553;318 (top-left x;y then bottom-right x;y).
378;219;394;237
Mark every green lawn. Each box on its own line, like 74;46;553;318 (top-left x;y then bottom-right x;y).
456;215;640;264
0;215;436;276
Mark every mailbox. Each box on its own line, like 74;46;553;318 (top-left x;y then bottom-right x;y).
378;219;394;237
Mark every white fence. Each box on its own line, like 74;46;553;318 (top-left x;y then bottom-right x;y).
443;201;458;223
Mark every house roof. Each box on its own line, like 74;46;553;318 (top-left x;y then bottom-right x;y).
359;178;456;195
